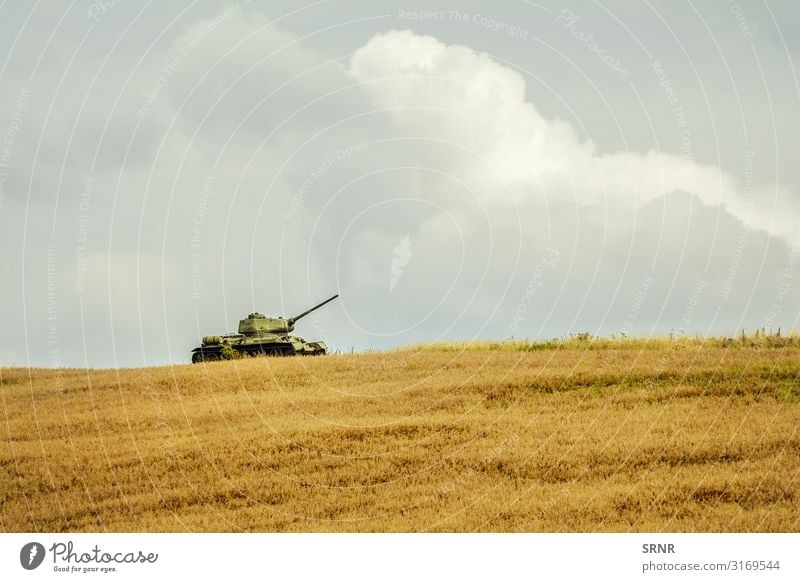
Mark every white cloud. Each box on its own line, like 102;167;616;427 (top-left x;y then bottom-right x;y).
349;30;799;244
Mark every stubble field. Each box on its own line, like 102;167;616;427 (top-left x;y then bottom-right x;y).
1;337;799;532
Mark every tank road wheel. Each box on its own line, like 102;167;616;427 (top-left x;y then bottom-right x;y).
192;350;219;363
268;348;281;357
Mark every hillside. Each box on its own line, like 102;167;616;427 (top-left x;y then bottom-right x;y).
1;337;799;532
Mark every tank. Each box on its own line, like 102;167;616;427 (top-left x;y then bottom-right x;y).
191;294;339;363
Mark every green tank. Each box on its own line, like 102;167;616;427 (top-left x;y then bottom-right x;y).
191;294;339;363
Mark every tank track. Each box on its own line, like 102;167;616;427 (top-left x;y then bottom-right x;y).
191;343;311;363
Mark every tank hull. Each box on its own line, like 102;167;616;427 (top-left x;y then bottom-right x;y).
191;337;328;363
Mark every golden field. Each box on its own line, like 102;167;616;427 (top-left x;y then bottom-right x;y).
1;336;799;532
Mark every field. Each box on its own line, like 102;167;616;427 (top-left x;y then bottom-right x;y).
1;336;799;532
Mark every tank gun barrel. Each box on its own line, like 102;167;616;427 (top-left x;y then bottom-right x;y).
288;294;339;325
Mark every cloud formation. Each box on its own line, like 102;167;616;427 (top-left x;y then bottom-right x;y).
349;30;797;244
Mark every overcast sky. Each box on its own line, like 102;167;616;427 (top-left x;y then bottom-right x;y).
1;0;799;367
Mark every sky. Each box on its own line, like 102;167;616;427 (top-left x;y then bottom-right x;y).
0;0;798;368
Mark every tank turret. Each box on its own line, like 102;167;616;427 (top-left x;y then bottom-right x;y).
236;295;339;336
191;294;339;362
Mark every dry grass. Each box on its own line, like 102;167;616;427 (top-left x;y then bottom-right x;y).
1;337;799;532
